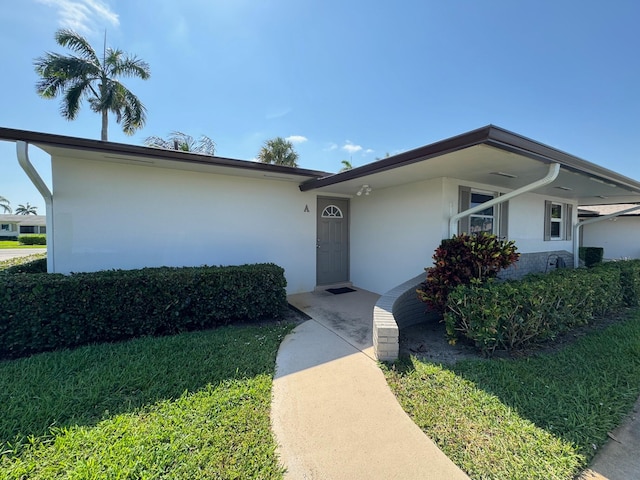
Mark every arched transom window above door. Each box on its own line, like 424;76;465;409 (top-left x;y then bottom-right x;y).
321;205;343;218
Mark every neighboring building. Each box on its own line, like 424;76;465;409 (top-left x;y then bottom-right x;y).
1;125;639;295
0;214;46;238
579;204;640;260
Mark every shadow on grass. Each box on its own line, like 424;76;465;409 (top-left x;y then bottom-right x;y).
0;322;294;451
390;310;640;473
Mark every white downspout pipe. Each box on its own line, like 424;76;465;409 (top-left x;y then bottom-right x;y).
573;204;640;268
449;162;561;237
16;141;54;273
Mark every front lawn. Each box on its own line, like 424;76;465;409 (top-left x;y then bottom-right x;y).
0;323;294;478
383;311;640;480
0;241;45;249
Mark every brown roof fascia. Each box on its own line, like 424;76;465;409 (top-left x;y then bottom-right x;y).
299;125;493;191
486;127;640;192
0;127;330;179
299;124;640;193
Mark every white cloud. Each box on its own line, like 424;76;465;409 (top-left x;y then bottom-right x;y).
285;135;308;144
36;0;119;34
342;141;362;154
266;108;292;120
364;148;374;154
324;143;338;151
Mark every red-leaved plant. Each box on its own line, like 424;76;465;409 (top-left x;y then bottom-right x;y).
417;232;520;313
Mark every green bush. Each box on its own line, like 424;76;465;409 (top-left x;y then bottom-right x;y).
0;263;287;359
596;260;640;307
18;234;46;245
445;265;625;356
579;246;604;267
417;233;519;313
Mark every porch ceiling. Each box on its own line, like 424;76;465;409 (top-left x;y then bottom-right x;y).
302;127;640;206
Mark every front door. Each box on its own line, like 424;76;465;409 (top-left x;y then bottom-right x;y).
316;197;349;285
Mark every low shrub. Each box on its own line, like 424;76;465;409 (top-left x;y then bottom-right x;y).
18;234;46;245
598;260;640;307
417;233;519;313
445;265;625;356
579;246;604;267
0;263;287;359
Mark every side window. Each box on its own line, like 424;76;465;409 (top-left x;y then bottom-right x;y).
458;186;508;238
544;200;572;241
469;191;495;234
550;203;563;239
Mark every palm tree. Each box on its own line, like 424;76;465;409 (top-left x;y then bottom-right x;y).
257;137;299;167
35;29;151;141
339;160;353;172
0;195;11;213
15;203;38;215
145;132;216;155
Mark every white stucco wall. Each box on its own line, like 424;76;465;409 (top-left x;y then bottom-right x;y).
351;177;578;295
51;156;317;293
350;178;445;294
582;217;640;260
443;178;576;253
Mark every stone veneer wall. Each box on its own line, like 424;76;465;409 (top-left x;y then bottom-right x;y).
499;250;574;280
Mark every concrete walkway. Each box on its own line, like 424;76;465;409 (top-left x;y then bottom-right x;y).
0;248;46;261
272;287;469;479
580;395;640;480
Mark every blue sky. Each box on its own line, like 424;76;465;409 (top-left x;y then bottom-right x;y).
1;0;639;214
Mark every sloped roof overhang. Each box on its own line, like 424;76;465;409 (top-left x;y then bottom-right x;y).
299;125;640;205
0;127;330;183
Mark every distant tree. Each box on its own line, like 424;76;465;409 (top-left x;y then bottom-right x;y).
339;160;353;172
145;132;216;155
257;137;299;167
0;195;11;213
15;203;38;215
34;29;151;141
375;152;391;161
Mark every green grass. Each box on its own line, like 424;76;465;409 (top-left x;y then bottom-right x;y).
383;311;640;480
0;241;46;249
0;323;294;479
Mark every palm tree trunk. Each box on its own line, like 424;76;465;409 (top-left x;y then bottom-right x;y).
101;110;108;141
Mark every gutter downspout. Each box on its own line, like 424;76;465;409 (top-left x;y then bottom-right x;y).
573;204;640;268
16;141;54;273
448;162;561;237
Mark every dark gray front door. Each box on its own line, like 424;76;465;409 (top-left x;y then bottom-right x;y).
316;197;349;285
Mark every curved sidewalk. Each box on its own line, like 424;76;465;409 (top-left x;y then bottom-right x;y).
272;289;469;479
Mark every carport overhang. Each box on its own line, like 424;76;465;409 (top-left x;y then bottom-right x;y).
299;125;640;206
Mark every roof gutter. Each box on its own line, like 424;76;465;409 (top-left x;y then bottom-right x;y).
573;204;640;268
16;141;54;272
449;162;561;237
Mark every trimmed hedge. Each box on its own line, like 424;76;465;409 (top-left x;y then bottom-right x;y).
444;261;639;356
0;263;287;359
18;234;46;245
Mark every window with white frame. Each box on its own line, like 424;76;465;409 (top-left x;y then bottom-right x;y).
458;186;509;238
544;200;572;241
550;203;563;240
469;191;495;234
